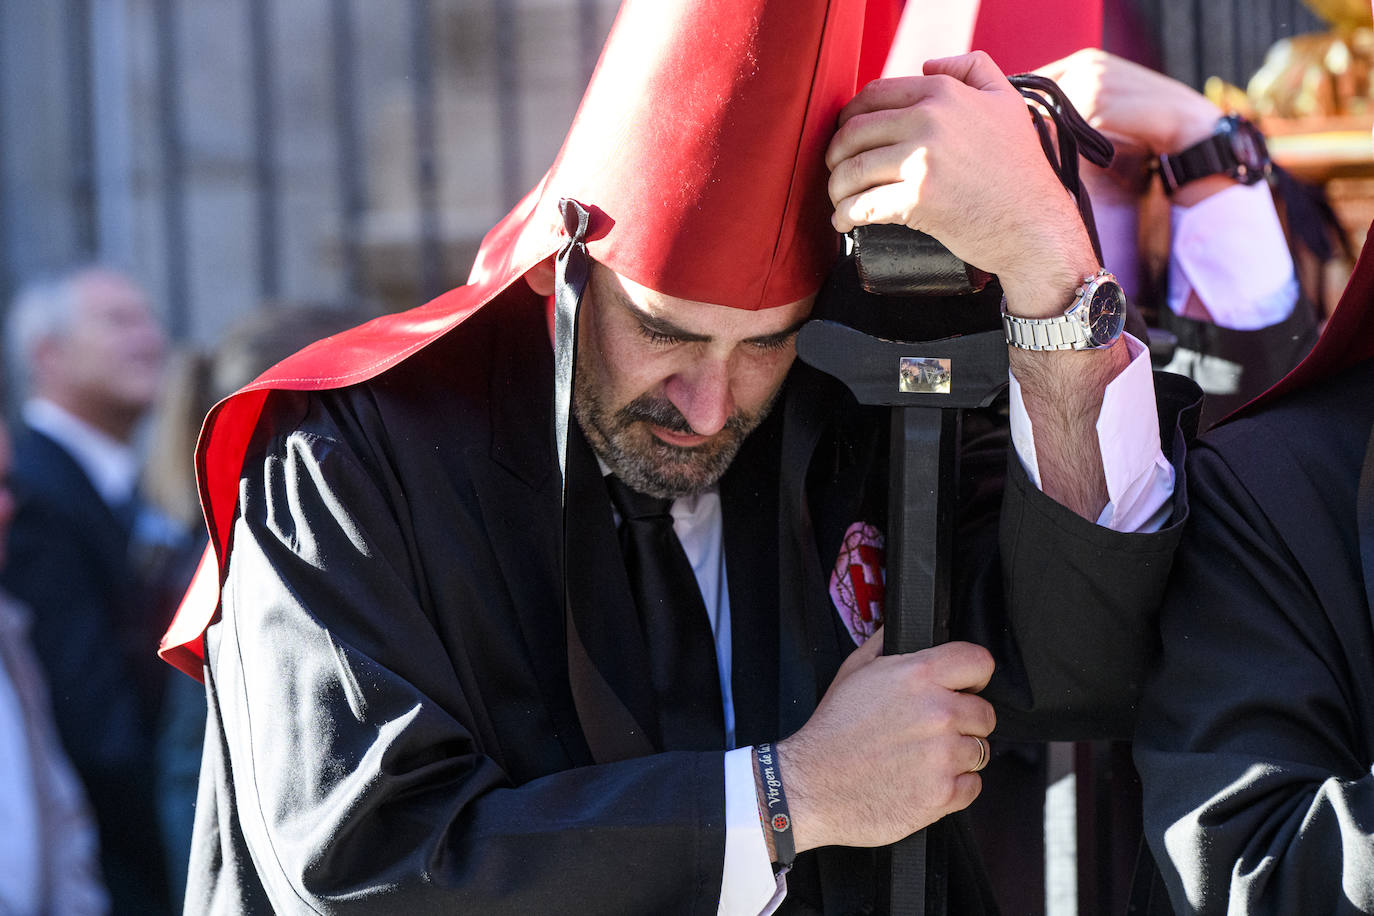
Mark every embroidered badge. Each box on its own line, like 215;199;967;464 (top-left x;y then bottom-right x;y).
772;813;791;833
829;522;885;646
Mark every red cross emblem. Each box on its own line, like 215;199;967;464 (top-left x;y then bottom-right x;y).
828;522;885;645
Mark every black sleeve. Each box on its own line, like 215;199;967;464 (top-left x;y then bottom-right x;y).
205;397;725;914
1;495;151;773
1134;441;1374;916
1155;293;1319;430
955;370;1199;741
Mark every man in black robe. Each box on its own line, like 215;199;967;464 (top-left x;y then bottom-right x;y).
164;2;1199;912
1135;224;1374;914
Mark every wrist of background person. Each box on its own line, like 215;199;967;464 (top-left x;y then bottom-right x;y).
1157;104;1243;207
1158;99;1224;158
1169;173;1237;208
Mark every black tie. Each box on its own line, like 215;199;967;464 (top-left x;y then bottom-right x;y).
605;476;726;751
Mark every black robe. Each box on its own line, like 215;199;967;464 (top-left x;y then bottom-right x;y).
1135;357;1374;914
189;284;1199;914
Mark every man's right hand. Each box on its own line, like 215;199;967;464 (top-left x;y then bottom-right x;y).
770;633;996;854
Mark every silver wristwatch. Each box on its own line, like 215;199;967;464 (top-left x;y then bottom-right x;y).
1000;269;1127;351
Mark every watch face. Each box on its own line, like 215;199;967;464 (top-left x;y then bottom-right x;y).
1222;116;1270;183
1087;281;1127;348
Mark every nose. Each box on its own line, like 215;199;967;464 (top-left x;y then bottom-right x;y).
138;311;168;352
664;358;734;437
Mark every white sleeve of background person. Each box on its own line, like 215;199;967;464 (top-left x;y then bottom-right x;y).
1168;181;1298;329
0;650;41;915
1009;334;1175;533
719;746;788;914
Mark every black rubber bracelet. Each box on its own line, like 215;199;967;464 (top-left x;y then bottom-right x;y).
755;742;796;870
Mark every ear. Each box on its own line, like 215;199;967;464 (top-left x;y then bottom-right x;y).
27;335;64;395
524;257;556;296
31;335;61;372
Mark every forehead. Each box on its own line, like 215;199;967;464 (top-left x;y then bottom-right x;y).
593;265;814;337
72;271;152;317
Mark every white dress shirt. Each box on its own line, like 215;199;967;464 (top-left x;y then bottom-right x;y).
22;398;139;508
1167;182;1299;330
0;648;41;914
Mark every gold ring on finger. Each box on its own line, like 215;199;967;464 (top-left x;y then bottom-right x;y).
968;735;989;773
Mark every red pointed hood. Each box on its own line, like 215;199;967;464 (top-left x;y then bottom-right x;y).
1223;219;1374;423
547;0;869;308
966;0;1102;74
160;0;896;679
881;0;1103;78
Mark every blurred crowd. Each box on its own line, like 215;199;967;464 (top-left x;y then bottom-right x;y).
0;272;369;914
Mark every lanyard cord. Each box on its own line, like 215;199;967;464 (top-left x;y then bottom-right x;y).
1010;72;1114;266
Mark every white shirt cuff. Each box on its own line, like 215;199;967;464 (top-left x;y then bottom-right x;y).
1009;334;1176;533
719;747;787;915
1167;181;1298;330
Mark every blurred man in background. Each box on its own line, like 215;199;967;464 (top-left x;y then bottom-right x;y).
0;418;109;915
3;267;171;915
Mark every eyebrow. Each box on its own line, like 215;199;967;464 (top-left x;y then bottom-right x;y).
608;280;810;346
627;299;711;343
747;316;810;347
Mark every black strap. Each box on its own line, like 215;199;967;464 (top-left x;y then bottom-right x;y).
556;198;658;764
1010;71;1153;342
554;199;591;491
755;742;797;870
1357;422;1374;622
607;476;726;751
1009;72;1113;267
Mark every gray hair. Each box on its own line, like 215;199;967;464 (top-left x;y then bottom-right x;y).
5;270;90;401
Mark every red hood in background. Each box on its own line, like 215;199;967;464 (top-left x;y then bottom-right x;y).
882;0;1104;78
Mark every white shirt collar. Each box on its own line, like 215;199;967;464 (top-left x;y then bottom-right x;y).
22;399;139;507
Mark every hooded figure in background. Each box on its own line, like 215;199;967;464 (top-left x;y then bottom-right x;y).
165;1;1200;912
1134;203;1374;911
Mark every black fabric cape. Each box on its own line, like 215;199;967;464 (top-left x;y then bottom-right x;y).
1155;299;1320;430
1135;357;1374;914
190;282;1201;914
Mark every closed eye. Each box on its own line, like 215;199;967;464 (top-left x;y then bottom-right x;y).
638;324;687;347
747;331;799;352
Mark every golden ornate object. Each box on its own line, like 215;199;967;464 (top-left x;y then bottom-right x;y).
1241;25;1373;121
1301;0;1372;30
